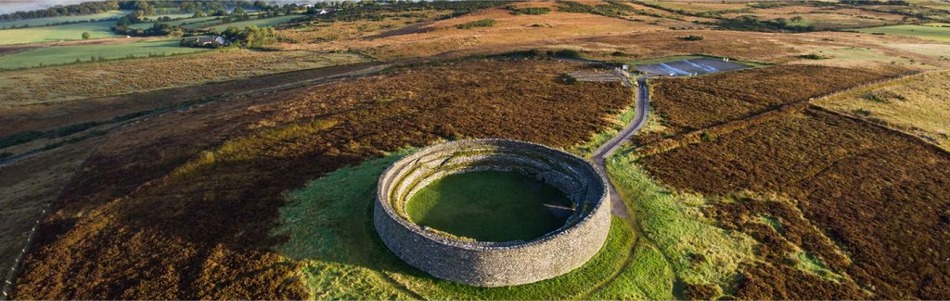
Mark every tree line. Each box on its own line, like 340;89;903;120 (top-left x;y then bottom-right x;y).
0;0;276;23
0;0;120;22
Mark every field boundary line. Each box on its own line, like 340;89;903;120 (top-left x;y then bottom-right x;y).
0;139;104;300
809;105;950;157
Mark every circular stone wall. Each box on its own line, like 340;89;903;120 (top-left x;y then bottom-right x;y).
374;139;611;287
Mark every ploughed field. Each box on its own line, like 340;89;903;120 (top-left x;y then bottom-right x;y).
635;63;949;299
406;171;573;242
12;58;632;299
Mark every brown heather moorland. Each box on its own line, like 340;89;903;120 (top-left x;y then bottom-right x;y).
13;59;632;299
641;108;950;299
647;64;905;135
0;50;366;105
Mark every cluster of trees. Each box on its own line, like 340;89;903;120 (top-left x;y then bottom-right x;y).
556;1;654;19
128;1;270;13
0;0;289;23
505;6;552;15
678;35;704;41
719;15;815;32
181;25;277;49
307;1;505;23
0;0;120;21
221;25;278;49
631;0;752;19
114;22;182;36
455;18;497;29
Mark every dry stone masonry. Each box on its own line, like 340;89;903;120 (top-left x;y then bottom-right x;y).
374;139;611;287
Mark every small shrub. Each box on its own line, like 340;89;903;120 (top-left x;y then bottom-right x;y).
506;6;552;15
798;54;828;60
552;49;581;59
678;35;704;41
853;108;872;116
861;91;905;103
700;132;713;142
559;74;578;85
861;92;888;103
456;19;497;29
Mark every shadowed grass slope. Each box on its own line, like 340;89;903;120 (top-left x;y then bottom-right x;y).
606;151;757;298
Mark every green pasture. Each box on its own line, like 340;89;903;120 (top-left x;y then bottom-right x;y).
0;10;130;29
0;21;121;45
206;15;301;31
406;171;572;242
0;39;210;69
130;16;221;30
858;24;950;42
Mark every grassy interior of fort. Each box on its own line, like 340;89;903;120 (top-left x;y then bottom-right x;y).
405;170;573;242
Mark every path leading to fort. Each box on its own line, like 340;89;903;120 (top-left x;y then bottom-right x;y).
591;77;650;218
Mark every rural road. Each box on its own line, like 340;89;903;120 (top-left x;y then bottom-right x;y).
592;77;650;218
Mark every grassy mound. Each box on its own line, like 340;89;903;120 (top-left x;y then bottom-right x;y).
406;171;572;242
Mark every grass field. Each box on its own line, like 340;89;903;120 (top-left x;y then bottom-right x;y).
205;15;302;31
815;71;950;150
128;16;221;30
406;171;572;242
0;20;121;45
0;10;130;29
857;24;950;42
0;39;211;69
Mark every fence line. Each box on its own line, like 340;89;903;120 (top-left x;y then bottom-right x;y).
1;144;104;300
1;205;47;300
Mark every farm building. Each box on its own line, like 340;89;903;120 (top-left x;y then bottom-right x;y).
179;36;227;48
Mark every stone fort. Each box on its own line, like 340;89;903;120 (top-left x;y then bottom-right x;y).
374;139;611;287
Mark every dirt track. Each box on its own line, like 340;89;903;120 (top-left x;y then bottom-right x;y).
592;76;650;218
